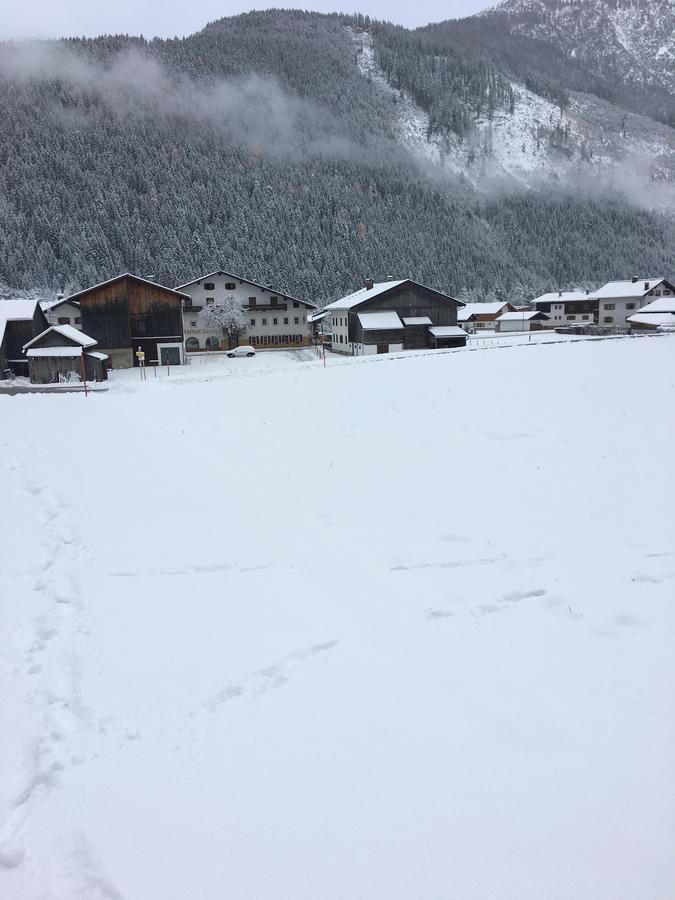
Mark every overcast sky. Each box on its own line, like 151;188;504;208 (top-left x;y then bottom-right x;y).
1;0;492;40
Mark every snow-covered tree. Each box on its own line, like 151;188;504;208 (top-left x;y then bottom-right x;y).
199;295;247;349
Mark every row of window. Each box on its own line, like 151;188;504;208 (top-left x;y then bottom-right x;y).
332;316;346;327
203;282;236;291
248;335;304;345
57;316;81;325
602;303;635;311
249;316;305;326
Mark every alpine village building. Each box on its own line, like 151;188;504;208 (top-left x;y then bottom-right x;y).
64;274;188;368
0;298;48;378
323;279;467;355
533;278;675;328
176;270;316;351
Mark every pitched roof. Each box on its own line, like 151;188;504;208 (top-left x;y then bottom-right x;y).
533;290;596;304
357;311;404;330
26;346;84;358
402;316;433;325
627;312;675;327
459;301;512;316
23;324;97;352
428;326;468;338
324;279;461;312
40;297;80;312
65;273;190;303
632;297;675;314
594;278;669;299
497;310;549;321
174;270;315;308
0;298;41;345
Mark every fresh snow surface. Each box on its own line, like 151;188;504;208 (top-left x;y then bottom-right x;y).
25;347;82;358
1;338;675;900
357;311;404;330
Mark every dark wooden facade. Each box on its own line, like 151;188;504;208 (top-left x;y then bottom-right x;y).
23;325;109;384
0;304;48;377
69;275;187;368
347;282;465;351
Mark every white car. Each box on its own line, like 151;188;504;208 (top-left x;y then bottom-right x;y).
226;345;256;358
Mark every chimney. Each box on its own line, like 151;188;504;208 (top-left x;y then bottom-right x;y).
644;281;649;291
585;289;589;295
558;291;562;297
631;276;638;283
365;278;374;290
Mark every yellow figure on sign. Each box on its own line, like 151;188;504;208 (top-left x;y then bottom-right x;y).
136;347;145;364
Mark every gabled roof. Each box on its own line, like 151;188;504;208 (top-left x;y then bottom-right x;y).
459;301;512;317
324;279;461;312
533;290;596;304
497;310;549;321
627;312;675;327
65;273;190;303
0;298;41;345
429;326;468;338
40;297;80;313
175;269;316;308
631;297;675;314
594;278;671;299
23;324;97;352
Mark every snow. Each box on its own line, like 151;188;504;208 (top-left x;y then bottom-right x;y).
0;298;40;344
357;310;404;330
25;347;82;357
460;302;511;316
627;296;675;314
627;312;675;327
1;337;675;899
323;280;407;311
594;279;666;299
428;325;469;337
497;310;547;321
402;316;432;325
534;290;596;303
24;325;97;351
86;351;110;361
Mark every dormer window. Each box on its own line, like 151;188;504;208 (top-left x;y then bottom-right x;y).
204;282;215;291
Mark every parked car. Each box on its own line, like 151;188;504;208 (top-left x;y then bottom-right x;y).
226;345;255;358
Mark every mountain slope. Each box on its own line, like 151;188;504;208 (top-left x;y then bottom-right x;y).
0;6;672;300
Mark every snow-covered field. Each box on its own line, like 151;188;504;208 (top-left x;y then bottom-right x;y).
2;337;674;899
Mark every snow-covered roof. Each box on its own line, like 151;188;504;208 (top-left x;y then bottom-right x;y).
65;273;190;303
633;297;675;315
533;290;596;304
428;326;468;338
26;347;82;358
307;310;330;323
402;316;432;325
594;279;667;299
23;324;97;352
357;311;404;331
497;310;549;321
86;351;110;360
627;312;675;327
175;270;315;308
459;302;511;316
0;298;40;344
40;298;80;312
324;280;407;311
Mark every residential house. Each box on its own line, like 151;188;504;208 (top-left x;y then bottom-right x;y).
175;270;315;351
23;324;108;383
532;290;597;325
323;279;467;355
593;278;675;328
0;298;49;378
626;296;675;331
65;274;187;368
41;298;82;329
457;301;515;330
495;310;550;332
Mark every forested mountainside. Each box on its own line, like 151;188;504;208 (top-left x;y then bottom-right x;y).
0;5;673;302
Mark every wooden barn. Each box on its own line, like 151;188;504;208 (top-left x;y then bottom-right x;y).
23;324;109;383
323;279;467;355
0;298;49;378
65;274;188;368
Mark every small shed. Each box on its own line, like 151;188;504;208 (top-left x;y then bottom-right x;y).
428;325;468;349
23;325;109;384
495;310;550;332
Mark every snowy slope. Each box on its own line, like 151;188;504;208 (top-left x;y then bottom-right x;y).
1;338;675;899
349;26;675;195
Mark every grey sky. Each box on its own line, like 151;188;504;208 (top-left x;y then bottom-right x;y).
0;1;493;40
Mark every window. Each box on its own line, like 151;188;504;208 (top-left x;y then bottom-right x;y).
271;297;278;306
262;318;267;325
273;318;278;325
249;336;256;345
603;316;614;323
604;303;615;310
582;315;589;320
566;315;575;320
58;316;70;324
284;318;289;325
249;297;256;306
74;317;81;325
225;282;236;290
294;317;299;324
190;320;197;327
626;303;635;310
204;283;215;291
206;298;214;305
250;318;256;326
293;301;299;308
